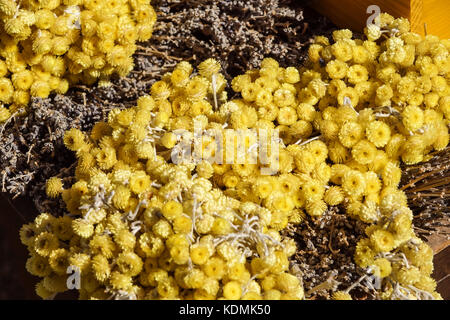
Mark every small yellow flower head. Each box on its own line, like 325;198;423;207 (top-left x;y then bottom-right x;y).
44;273;69;294
202;257;226;280
45;177;64;198
211;217;233;235
373;258;392;278
351;140;377;165
402;105;424;132
283;67;300;84
277;106;298;125
330;164;350;185
366;121;391;148
332;40;353;62
161;200;183;221
11;70;34;90
48;248;70;275
384;134;405;160
276;272;301;293
337;87;359;108
112;185;131;210
296;103;316;122
190;245;210;265
173;216;193;234
305;140;328;163
0;106;12;122
364;171;381;195
126;123;147;143
72;219;94;239
336;106;358;125
332;291;352;300
90;234;117;259
63;128;86;152
305;199;327;217
152;219;173;239
13;90;30;105
19;223;36;247
0;77;14;103
370;229;395;253
273;88;295;107
342;170;366;198
339;121;363;148
68;253;90;274
139;233;165;258
379;190;408;216
381;162;401;188
326;59;348;79
116;252;143;277
34;213;55;233
389;210;413;238
375;84;394;106
161;132;178;149
327;140;350;164
359;200;379;223
347;64;368;84
34;280;54;299
230;105;258;129
198;58;221;79
185;76;209;101
91;254;111;282
0;0;17;16
30;81;51;98
394;266;421;286
114;229;136;251
110;271;133;291
308;44;323;63
169;244;190;265
354;239;375;268
129;171;151;194
303;179;325;201
223;281;242;300
333;29;353;41
33;232;59;257
324;186;344;205
415;275;437;292
365;25;381;42
26;254;51;277
230;74;251;94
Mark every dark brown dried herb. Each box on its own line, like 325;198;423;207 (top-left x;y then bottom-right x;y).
286;207;369;299
401;147;450;240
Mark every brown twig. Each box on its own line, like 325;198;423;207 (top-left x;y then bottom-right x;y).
401;166;449;191
328;216;340;255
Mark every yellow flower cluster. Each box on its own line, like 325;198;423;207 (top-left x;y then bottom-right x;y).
21;13;448;300
0;0;156;122
149;21;449;229
148;58;334;224
22;92;303;300
353;204;441;300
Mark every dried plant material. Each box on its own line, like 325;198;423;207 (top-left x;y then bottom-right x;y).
148;0;329;79
401;146;450;242
287;208;368;299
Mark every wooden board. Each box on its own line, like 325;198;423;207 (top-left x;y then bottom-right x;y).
309;0;450;39
433;246;450;300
